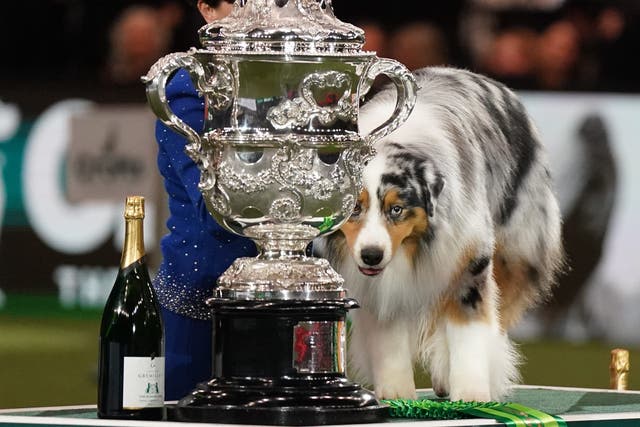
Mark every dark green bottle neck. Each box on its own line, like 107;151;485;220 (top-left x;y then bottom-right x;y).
120;218;145;269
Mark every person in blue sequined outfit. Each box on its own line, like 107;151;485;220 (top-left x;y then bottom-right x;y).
152;0;255;400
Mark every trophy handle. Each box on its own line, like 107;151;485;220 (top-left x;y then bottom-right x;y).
360;58;418;145
142;51;207;146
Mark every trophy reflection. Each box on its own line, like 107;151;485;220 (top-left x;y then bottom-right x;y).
144;0;417;424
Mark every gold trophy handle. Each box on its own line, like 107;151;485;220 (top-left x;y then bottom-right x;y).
360;57;418;146
142;51;207;148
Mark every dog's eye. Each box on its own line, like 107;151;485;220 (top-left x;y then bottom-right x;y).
389;205;404;218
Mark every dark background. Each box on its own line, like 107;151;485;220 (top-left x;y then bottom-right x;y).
2;0;639;116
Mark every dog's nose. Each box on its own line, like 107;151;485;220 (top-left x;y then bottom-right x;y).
361;247;384;266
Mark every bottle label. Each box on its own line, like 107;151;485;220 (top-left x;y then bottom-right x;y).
122;356;165;409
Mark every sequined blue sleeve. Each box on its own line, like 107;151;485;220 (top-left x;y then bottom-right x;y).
156;70;221;234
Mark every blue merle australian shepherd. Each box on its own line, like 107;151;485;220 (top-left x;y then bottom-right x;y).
315;67;564;402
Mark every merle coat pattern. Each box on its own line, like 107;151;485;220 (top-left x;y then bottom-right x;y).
314;67;564;401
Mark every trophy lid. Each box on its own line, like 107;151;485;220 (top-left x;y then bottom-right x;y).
199;0;367;55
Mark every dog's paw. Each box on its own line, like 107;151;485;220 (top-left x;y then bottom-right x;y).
449;386;491;402
374;370;417;400
375;382;418;400
432;381;449;398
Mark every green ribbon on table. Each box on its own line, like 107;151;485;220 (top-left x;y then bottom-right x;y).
383;398;567;426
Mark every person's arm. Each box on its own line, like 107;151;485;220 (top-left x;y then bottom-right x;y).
156;70;223;234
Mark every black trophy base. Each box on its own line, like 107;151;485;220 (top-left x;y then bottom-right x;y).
168;404;387;426
168;298;388;425
167;376;387;425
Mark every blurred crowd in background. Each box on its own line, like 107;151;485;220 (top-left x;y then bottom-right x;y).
1;0;639;112
365;0;640;92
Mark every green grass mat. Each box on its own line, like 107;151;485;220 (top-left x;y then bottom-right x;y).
414;388;640;416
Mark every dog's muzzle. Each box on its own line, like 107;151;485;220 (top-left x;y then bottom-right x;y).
359;246;384;276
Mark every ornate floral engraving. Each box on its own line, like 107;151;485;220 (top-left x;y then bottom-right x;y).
217;257;345;293
209;189;232;217
342;146;367;192
217;162;275;193
205;62;235;111
341;194;355;217
198;167;216;192
269;197;302;221
267;71;355;129
200;0;364;55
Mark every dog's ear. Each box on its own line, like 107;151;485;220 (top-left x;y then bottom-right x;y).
425;174;445;217
431;174;445;198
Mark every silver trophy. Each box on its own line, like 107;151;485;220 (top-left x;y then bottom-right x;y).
144;0;417;424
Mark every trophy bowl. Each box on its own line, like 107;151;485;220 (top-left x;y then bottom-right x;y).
143;0;417;424
146;48;416;299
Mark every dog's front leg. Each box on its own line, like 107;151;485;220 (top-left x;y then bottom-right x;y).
351;309;416;399
445;319;493;401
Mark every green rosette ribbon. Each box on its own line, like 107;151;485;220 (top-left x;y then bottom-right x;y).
383;398;567;426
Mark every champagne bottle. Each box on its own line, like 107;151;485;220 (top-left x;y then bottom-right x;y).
98;196;164;420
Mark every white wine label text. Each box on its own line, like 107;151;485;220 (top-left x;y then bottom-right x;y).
122;356;165;409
